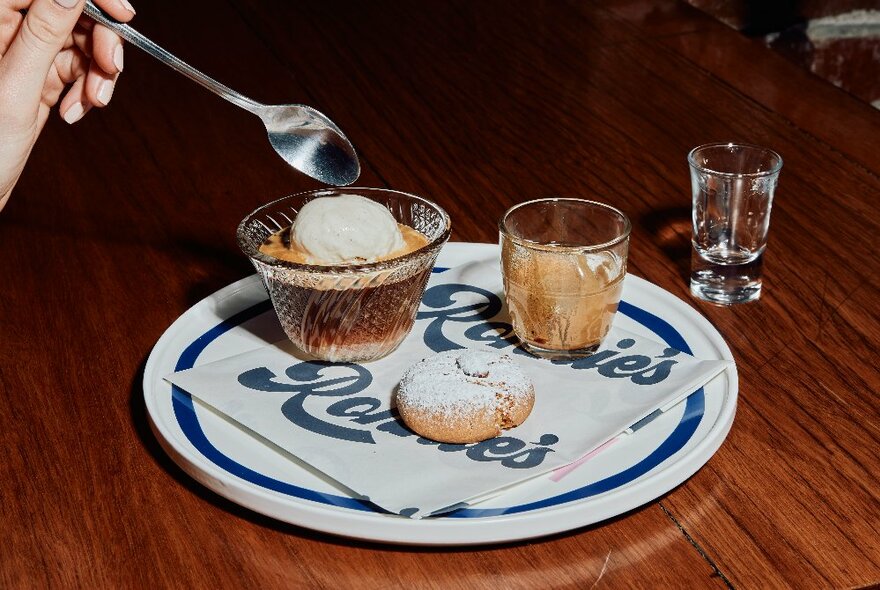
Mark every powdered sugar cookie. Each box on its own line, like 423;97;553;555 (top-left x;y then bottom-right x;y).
396;350;535;443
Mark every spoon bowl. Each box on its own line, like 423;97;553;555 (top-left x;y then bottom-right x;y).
257;104;360;187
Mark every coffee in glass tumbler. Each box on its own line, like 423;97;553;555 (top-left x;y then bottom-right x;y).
499;198;631;359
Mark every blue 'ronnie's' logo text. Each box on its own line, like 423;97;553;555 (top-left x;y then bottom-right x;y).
417;283;681;385
237;361;558;470
234;281;680;471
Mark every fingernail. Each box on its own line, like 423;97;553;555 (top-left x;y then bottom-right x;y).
118;0;135;14
96;80;114;105
63;103;85;124
113;44;124;72
54;0;80;8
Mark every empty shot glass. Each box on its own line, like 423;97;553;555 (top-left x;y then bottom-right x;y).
499;198;631;360
688;143;783;305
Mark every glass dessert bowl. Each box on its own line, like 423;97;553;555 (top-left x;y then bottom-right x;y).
237;187;451;362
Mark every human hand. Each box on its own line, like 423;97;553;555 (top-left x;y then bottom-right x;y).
0;0;134;211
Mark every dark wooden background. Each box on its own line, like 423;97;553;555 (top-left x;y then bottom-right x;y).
1;0;878;587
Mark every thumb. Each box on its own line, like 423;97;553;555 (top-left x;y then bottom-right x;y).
1;0;83;108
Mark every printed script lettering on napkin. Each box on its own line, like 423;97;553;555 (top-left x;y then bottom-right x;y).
236;360;559;470
166;260;731;518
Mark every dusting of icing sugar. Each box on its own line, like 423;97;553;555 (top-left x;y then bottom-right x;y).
457;350;497;377
397;350;532;418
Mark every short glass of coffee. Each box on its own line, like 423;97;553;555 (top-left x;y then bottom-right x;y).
499;198;631;360
238;188;451;363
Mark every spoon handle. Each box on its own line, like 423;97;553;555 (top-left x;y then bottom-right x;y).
83;1;261;112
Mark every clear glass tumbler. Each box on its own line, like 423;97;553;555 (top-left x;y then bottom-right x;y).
688;143;783;305
499;198;631;360
237;188;451;362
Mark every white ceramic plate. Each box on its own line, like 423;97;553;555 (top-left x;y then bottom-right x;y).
143;242;737;546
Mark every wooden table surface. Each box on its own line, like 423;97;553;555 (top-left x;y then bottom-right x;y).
2;0;878;587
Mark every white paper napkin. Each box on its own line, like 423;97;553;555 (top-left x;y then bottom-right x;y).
166;260;731;518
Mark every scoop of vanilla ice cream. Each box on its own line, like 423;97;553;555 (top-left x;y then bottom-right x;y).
290;194;406;264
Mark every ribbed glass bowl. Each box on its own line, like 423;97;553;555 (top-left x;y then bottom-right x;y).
237;187;451;362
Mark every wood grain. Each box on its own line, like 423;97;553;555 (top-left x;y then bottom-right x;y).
1;0;878;587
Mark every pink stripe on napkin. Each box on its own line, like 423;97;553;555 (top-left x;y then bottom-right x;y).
549;437;621;482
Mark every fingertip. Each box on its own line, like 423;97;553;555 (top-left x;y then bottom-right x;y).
59;76;91;123
96;78;114;105
62;102;85;124
84;62;117;107
113;44;124;72
93;0;134;22
91;24;123;74
118;0;135;16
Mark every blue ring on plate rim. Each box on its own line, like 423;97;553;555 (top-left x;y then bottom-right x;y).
170;269;705;517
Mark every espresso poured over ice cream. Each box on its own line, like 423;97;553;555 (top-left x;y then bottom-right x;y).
259;194;428;265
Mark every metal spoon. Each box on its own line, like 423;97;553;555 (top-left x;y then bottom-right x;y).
83;1;360;186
